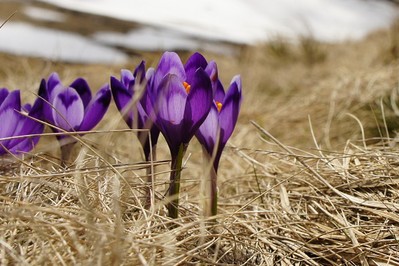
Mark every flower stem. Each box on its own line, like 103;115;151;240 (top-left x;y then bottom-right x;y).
144;147;156;210
60;138;76;167
210;165;218;216
167;143;187;219
202;149;218;217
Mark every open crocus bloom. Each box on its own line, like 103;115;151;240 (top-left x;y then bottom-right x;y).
0;88;44;155
147;51;213;156
110;62;160;160
196;75;242;171
38;72;111;137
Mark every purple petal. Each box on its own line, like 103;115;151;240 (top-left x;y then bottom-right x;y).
214;80;225;103
47;72;61;95
8;114;44;154
10;95;45;153
146;67;155;81
111;76;134;127
0;90;21;138
213;80;226;103
185;52;208;83
204;61;224;99
0;89;20;112
204;60;218;82
38;78;55;124
196;104;220;155
157;74;187;126
28;95;43;120
52;87;84;131
219;75;242;145
70;78;92;108
0;91;23;151
120;69;134;88
9;137;36;154
133;61;146;84
0;88;9;104
111;76;131;110
184;68;212;141
156;74;187;151
153;52;186;92
79;84;111;132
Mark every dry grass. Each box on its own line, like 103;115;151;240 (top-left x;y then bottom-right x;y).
1;21;399;265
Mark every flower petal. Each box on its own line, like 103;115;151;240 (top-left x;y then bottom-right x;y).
0;90;25;152
70;77;92;108
120;69;134;88
8;115;44;154
157;74;187;126
184;68;212;141
204;60;225;100
219;75;242;145
156;74;187;152
196;104;220;155
47;72;61;95
0;88;9;105
153;52;186;92
0;90;21;139
214;80;225;103
185;52;208;83
133;60;146;84
111;76;131;110
38;78;56;124
52;87;84;131
8;95;44;150
79;84;111;132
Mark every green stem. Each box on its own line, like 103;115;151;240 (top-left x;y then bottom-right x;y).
167;143;187;219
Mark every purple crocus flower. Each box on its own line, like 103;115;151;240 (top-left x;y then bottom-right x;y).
196;75;242;172
147;51;213;218
148;52;213;156
38;72;111;164
0;88;44;156
195;68;242;217
110;61;160;161
111;62;161;209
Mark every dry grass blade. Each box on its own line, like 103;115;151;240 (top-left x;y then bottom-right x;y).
251;120;399;211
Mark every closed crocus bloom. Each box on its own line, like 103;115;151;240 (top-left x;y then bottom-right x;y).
110;61;160;161
149;52;213;155
148;51;213;218
111;62;161;209
196;75;242;171
38;73;111;165
0;88;44;156
195;74;242;217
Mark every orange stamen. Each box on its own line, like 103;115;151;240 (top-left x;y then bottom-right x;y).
216;101;222;112
183;81;191;94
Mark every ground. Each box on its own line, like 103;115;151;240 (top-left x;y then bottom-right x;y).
1;16;399;265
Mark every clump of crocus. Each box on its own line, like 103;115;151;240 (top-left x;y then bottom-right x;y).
147;52;213;218
38;73;111;166
0;88;44;156
195;74;242;217
110;61;160;208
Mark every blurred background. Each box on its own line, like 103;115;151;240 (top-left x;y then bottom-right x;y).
0;0;398;64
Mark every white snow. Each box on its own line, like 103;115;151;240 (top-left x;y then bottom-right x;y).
23;6;66;22
0;22;128;64
35;0;399;43
93;27;235;54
